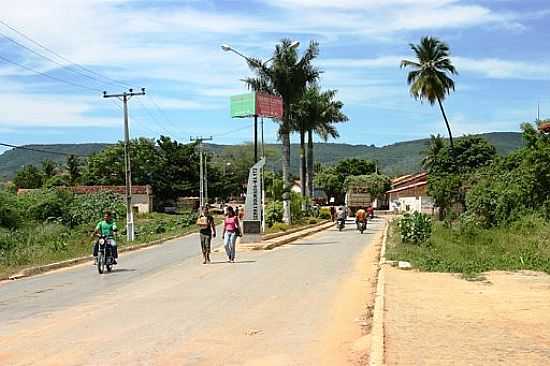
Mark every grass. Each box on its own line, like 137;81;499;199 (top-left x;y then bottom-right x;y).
385;214;550;278
0;212;205;278
264;217;322;235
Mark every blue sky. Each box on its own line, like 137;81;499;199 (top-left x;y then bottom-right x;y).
1;0;549;154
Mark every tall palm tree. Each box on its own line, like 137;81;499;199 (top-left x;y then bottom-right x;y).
245;39;320;223
401;36;458;148
294;87;348;198
421;134;445;170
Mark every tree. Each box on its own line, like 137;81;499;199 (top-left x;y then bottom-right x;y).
83;136;201;205
314;169;343;203
428;136;496;218
41;159;57;179
335;158;376;178
401;36;458;148
244;39;321;223
14;165;43;189
294;87;348;198
66;154;81;185
421;134;446;170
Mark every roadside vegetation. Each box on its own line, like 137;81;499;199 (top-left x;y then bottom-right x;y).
387;122;550;277
0;188;198;277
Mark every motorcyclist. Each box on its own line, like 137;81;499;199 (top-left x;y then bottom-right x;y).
355;207;367;232
336;206;347;221
93;210;118;265
367;205;375;219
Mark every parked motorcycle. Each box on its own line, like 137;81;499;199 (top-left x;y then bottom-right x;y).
96;236;115;274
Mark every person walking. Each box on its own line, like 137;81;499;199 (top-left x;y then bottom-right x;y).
222;206;240;263
196;205;216;264
330;205;336;222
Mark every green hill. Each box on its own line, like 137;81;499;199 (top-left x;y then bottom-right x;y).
0;132;524;180
0;144;110;180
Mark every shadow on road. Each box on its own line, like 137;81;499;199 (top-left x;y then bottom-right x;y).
208;260;256;265
109;268;137;273
290;241;338;246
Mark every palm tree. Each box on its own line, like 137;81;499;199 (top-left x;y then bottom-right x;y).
401;36;458;148
244;39;320;223
421;134;445;170
294;87;348;198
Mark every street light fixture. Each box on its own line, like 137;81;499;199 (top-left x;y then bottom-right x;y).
220;41;300;65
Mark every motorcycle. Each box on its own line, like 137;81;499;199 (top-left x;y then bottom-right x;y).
337;218;346;231
357;220;367;234
96;236;115;274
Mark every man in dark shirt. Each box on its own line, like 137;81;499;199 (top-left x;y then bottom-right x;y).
197;206;216;264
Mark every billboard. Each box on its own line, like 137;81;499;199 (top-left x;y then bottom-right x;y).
230;92;283;119
256;93;283;119
230;93;256;118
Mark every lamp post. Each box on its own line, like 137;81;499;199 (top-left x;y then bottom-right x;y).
221;41;299;162
222;41;299;235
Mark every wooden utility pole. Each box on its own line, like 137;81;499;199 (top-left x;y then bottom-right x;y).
103;88;146;241
190;136;213;210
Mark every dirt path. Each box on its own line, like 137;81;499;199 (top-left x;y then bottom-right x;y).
0;219;386;365
384;268;550;365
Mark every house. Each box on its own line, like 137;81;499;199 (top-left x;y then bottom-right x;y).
69;186;154;214
386;172;435;214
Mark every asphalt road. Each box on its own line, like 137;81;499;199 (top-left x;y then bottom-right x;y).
0;218;385;366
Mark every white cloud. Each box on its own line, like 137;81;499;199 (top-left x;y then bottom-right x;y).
455;57;550;80
0;92;119;127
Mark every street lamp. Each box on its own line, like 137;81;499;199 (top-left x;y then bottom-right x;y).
220;41;300;65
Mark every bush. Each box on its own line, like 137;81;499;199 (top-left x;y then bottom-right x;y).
270;222;289;233
63;191;125;227
265;200;284;227
319;207;331;219
398;212;432;244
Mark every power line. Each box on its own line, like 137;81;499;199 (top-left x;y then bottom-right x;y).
0;142;90;157
212;124;253;138
0;53;102;93
0;18;130;89
0;29;115;89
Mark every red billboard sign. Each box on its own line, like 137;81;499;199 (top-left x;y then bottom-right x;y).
256;93;283;119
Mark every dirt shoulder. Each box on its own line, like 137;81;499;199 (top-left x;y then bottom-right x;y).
316;220;385;365
384;268;550;366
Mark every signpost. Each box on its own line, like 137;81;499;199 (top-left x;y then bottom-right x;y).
230;92;283;240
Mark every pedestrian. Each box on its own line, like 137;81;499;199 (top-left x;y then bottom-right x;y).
330;206;336;222
222;206;240;263
196;205;216;264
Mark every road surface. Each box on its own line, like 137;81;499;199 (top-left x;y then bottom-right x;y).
0;218;385;365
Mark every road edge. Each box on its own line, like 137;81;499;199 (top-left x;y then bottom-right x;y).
4;220;334;281
5;230;197;281
369;217;390;366
240;220;335;250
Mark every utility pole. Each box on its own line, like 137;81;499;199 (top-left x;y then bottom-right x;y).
103;88;145;242
190;136;213;211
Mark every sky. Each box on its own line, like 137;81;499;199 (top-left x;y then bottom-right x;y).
1;0;549;154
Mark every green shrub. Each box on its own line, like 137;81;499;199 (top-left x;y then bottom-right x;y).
63;191;125;227
269;222;289;233
265;200;284;227
398;212;432;244
319;207;331;219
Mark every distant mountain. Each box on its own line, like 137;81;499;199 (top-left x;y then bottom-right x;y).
0;132;524;180
0;144;110;180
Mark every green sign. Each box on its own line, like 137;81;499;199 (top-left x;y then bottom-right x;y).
230;93;256;118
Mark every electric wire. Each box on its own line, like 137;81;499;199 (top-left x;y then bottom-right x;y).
0;53;103;93
0;142;90;157
0;18;130;89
